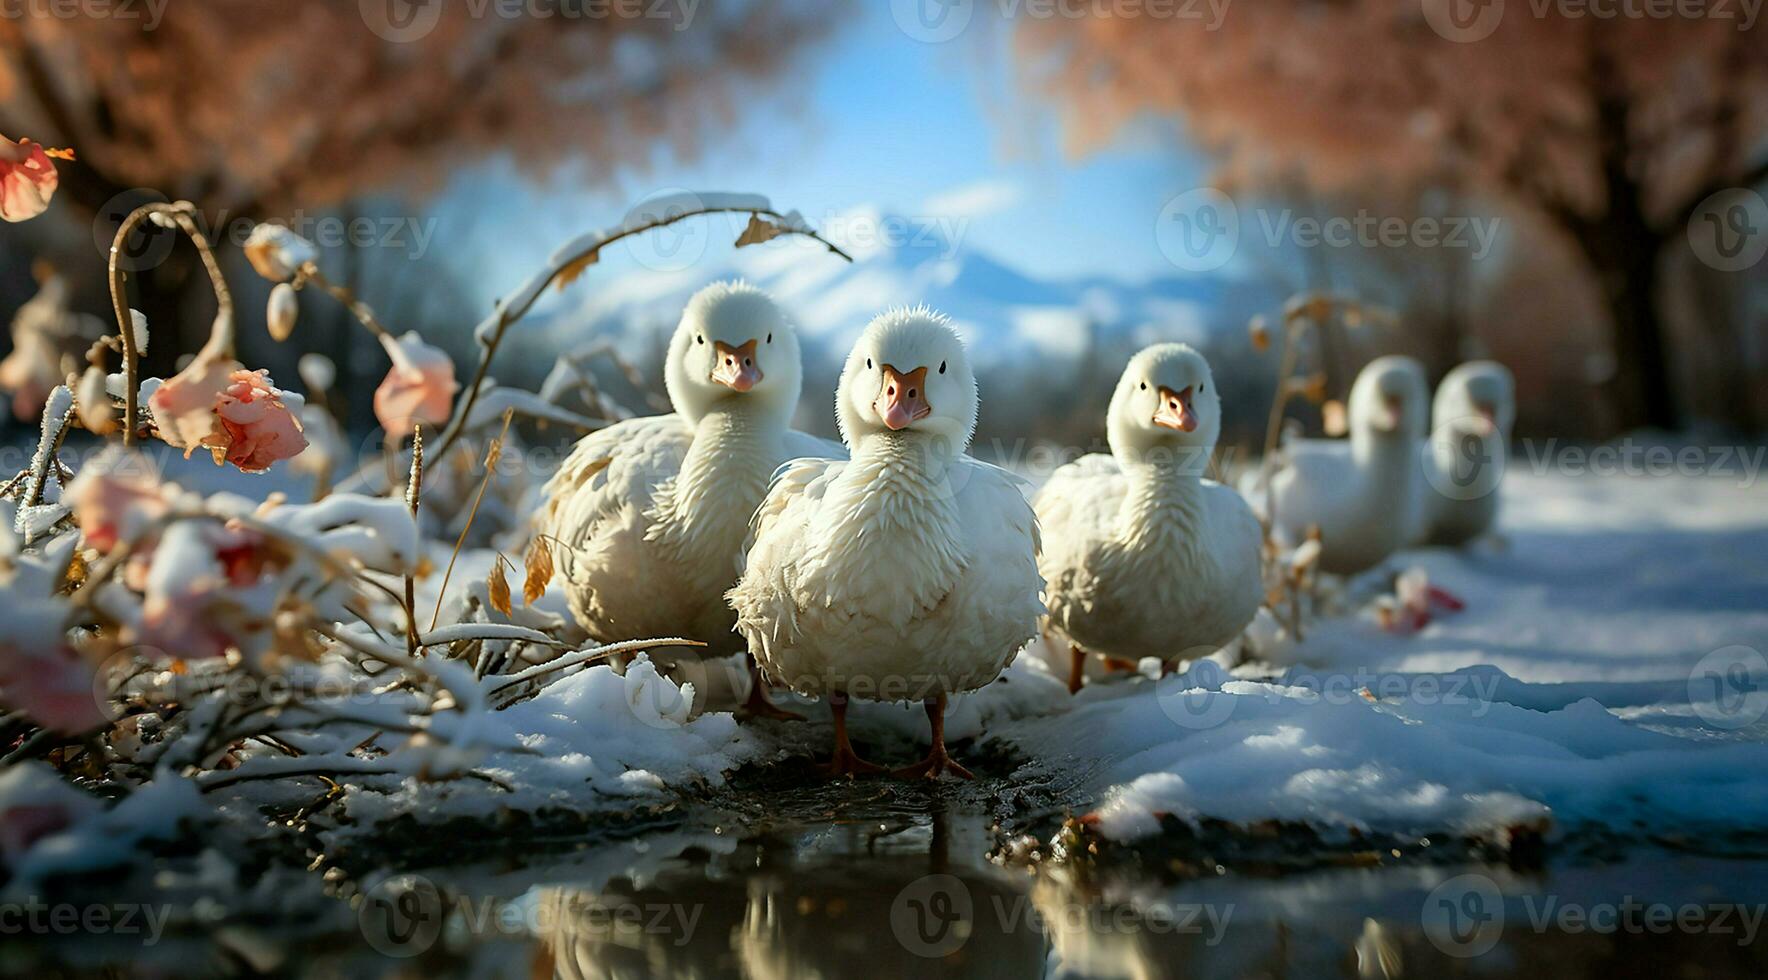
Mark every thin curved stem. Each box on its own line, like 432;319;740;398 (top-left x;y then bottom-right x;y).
430;205;853;462
298;265;391;340
106;202;235;445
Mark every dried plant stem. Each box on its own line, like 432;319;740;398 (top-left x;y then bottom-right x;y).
1261;321;1307;464
297;265;391;340
21;388;74;510
404;424;424;657
430;409;515;631
486;637;706;702
106;202;234;446
431;205;854;462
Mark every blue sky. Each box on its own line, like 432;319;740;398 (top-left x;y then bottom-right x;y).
441;6;1214;306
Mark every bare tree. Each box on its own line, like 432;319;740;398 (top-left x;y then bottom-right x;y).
1022;6;1768;431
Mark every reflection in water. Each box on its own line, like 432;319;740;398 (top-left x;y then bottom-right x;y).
542;806;1047;979
13;788;1768;977
533;810;1768;980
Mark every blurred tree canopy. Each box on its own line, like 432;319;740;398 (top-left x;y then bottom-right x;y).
1024;4;1768;433
0;0;832;383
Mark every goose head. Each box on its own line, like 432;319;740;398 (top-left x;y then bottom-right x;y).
1434;360;1515;439
1348;355;1429;443
837;307;977;452
664;281;802;426
1106;343;1221;470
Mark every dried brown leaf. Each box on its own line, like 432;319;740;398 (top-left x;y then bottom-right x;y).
734;213;787;248
555;249;600;291
488;559;512;615
523;536;554;606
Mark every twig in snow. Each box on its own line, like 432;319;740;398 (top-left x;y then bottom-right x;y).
106;202;233;446
430;408;514;631
430;198;853;462
486;636;704;705
404;424;424;658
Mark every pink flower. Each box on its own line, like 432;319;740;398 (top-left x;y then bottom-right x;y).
66;451;172;553
149;345;307;473
0;135;59;223
148;346;237;454
0;604;104;735
134;521;272;661
214;369;307;472
0;804;79;866
374;333;458;438
0;329;59;420
0;764;100;869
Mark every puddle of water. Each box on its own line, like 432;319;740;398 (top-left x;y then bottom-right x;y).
8;771;1768;977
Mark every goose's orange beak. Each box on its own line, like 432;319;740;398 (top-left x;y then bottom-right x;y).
1153;385;1198;432
876;364;931;431
1375;394;1404;431
1470;400;1497;435
711;339;762;392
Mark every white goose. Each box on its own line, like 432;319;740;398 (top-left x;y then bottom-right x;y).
1258;355;1429;575
729;308;1042;779
1035;344;1261;692
1412;360;1515;546
540;281;841;718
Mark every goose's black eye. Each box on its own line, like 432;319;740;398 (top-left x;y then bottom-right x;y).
939;361;946;374
1199;383;1205;393
866;358;873;370
766;333;773;344
696;335;704;345
1139;382;1147;390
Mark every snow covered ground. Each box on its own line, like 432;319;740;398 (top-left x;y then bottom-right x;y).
996;469;1768;847
6;464;1764;891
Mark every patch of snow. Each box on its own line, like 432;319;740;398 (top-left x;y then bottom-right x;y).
999;470;1768;845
